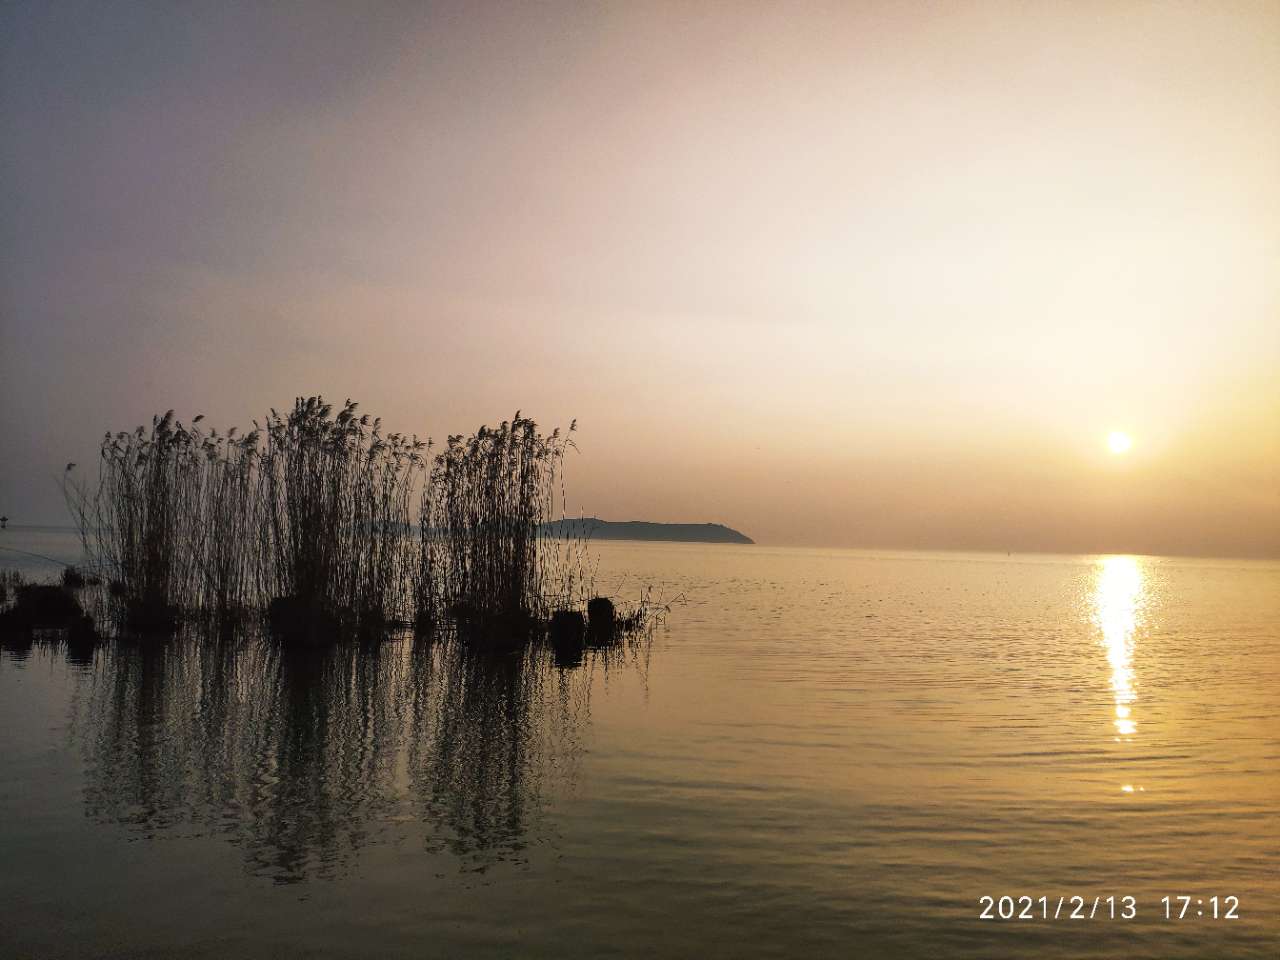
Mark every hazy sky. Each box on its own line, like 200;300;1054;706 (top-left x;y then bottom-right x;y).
2;1;1277;557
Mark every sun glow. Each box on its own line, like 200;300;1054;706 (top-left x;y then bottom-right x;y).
1107;431;1133;455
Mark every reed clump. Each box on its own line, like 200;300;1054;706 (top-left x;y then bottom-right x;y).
0;581;94;636
0;573;93;654
415;414;575;632
261;398;425;641
67;396;656;647
68;412;203;631
68;412;269;630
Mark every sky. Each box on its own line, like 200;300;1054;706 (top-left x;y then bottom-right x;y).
1;1;1277;557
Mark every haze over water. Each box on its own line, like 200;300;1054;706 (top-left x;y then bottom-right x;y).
2;532;1277;958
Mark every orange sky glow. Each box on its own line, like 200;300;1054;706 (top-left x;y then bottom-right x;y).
1;1;1277;557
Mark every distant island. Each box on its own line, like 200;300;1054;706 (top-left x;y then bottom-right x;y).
542;518;754;544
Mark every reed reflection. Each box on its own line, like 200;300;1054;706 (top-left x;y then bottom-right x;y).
1091;556;1146;747
74;627;637;882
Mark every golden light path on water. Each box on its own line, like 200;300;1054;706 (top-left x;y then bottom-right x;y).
1092;555;1146;793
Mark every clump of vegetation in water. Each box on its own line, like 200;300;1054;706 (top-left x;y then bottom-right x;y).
64;395;663;648
0;572;100;658
260;397;426;641
0;581;99;655
415;414;576;633
68;413;267;629
67;411;202;631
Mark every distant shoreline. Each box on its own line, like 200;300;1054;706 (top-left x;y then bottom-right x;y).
541;518;754;545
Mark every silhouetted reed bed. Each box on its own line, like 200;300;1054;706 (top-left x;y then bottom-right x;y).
261;398;425;640
415;414;572;626
65;396;662;645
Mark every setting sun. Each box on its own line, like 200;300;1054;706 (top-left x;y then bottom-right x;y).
1108;431;1134;455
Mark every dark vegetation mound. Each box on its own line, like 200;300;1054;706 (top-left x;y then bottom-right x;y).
0;582;98;649
587;596;616;643
9;584;82;624
123;597;181;634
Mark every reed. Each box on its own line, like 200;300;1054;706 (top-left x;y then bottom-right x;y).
68;412;205;630
415;414;575;630
186;421;266;618
260;397;425;639
68;413;266;628
65;396;658;647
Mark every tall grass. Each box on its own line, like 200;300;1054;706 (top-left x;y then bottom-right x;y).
415;414;574;627
68;413;269;627
68;397;617;643
189;421;265;617
69;412;206;628
260;398;425;638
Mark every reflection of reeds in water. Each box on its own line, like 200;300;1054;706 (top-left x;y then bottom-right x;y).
412;645;542;861
69;623;630;882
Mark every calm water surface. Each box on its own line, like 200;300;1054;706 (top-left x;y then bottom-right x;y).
2;528;1278;958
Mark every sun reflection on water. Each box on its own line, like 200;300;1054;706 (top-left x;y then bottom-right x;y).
1092;556;1145;746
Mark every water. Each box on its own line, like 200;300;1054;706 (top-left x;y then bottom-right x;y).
2;528;1277;958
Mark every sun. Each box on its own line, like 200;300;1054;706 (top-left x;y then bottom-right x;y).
1107;431;1133;455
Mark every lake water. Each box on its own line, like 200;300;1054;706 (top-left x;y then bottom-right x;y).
2;527;1278;958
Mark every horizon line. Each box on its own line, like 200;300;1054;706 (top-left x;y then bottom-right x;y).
2;520;1276;565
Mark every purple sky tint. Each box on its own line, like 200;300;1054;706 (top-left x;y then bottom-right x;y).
2;1;1277;556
